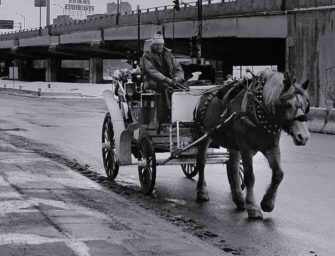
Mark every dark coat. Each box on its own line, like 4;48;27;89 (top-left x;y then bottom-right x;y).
141;48;184;123
142;48;184;91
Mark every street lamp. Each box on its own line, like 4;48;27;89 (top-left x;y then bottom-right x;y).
16;13;26;29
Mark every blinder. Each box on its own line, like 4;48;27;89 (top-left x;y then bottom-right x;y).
278;89;310;133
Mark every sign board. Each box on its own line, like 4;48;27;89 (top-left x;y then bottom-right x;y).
64;0;95;12
0;20;14;29
35;0;47;7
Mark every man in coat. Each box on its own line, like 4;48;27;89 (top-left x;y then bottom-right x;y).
142;33;184;123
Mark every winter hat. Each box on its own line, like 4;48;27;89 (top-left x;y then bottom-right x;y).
151;33;164;44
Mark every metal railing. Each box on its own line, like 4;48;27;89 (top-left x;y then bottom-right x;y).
1;0;280;41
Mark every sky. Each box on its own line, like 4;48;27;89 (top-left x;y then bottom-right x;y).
0;0;171;31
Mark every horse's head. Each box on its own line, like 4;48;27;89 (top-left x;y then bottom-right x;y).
263;71;311;146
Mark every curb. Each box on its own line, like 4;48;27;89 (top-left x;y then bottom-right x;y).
0;87;90;98
0;88;40;97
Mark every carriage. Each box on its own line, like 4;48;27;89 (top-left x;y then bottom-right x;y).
101;75;242;195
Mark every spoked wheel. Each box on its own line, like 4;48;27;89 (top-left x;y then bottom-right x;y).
102;112;119;180
181;163;198;179
138;137;156;195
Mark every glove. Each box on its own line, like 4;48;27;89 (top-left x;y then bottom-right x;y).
174;77;184;83
164;77;175;86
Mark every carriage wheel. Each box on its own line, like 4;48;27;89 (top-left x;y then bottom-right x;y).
181;164;198;179
138;137;156;195
102;112;119;180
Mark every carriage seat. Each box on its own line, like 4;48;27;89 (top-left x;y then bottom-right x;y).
171;89;203;123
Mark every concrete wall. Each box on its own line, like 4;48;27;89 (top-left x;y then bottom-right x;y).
287;8;335;107
287;0;335;9
0;40;16;49
0;0;284;41
309;107;335;134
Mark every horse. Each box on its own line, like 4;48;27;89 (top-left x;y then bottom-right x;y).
193;70;310;219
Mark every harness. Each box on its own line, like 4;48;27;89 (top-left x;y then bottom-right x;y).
243;78;281;135
195;76;309;136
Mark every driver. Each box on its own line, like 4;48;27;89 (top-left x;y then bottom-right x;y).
142;33;184;123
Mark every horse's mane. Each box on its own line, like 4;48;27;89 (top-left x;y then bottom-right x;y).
260;70;287;114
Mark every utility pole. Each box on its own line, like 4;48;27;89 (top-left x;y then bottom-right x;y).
137;5;141;61
196;0;203;64
172;0;180;53
116;0;120;25
39;5;42;29
46;0;51;26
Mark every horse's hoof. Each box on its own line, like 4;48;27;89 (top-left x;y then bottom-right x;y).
247;207;263;220
261;198;275;212
196;191;209;203
232;193;245;211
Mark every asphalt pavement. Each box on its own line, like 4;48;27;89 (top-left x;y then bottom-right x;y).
0;93;334;256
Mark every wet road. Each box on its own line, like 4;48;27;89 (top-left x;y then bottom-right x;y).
0;94;334;256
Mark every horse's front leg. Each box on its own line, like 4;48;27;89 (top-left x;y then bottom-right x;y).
261;146;284;212
241;151;263;219
195;138;211;202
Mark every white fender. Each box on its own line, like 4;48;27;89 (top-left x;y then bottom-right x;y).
103;89;132;165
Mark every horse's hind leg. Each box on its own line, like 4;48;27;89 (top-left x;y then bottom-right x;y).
227;149;245;210
261;147;284;212
195;138;211;202
241;151;263;219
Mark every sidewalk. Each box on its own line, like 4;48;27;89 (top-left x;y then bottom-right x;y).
0;135;223;256
0;80;112;98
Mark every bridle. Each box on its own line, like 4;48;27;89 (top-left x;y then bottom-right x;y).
278;89;310;133
244;76;310;135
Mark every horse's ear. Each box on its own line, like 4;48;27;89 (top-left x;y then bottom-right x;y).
283;72;292;91
302;80;309;90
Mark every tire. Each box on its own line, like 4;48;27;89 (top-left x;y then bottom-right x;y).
102;112;119;180
181;163;198;179
138;137;156;195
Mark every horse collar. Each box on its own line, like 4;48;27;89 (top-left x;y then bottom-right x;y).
249;79;281;135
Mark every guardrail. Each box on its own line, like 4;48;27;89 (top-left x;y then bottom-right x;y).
0;0;282;41
309;107;335;134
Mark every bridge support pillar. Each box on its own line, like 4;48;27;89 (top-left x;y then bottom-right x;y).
89;57;103;84
46;58;61;82
16;60;34;81
0;61;10;77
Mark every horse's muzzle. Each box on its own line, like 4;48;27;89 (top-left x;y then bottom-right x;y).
293;132;309;146
291;121;310;146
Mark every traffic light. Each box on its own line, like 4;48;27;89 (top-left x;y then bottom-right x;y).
173;0;180;11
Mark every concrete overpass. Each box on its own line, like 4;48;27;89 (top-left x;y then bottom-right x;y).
0;0;334;106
